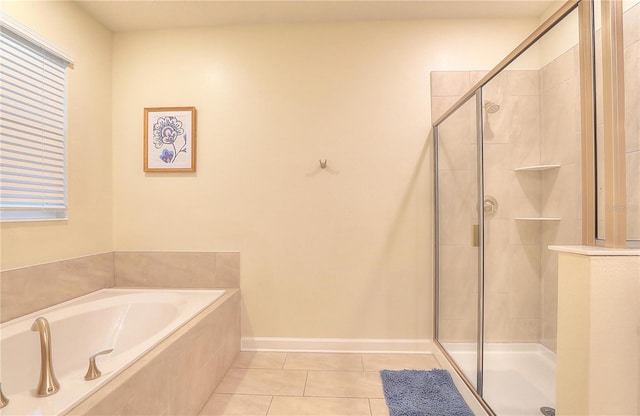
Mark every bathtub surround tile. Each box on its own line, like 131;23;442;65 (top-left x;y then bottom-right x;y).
215;252;241;287
113;251;240;288
0;252;114;322
67;289;241;416
1;251;240;323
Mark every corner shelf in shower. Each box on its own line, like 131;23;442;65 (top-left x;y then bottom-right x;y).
514;217;561;221
514;164;561;172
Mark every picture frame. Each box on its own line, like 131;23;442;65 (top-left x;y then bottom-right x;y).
144;107;196;172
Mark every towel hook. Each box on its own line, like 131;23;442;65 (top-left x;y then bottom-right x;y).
319;159;327;169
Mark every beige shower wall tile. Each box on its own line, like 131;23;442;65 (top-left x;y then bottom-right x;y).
470;70;488;86
431;96;460;123
437;318;477;343
541;47;576;92
430;71;472;97
508;245;541;320
483;73;509;144
484;143;511;220
541;78;579;166
438;246;478;320
485;218;510;294
507;70;540;96
114;251;239;288
508;172;540;219
484;292;509;343
438;171;476;246
627;150;640;240
625;41;640;153
623;2;640;47
483;71;507;105
508;319;540;342
436;98;476;171
509;218;541;245
509;95;542;168
541;164;580;221
0;253;114;322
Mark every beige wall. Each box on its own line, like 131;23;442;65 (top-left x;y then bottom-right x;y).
0;1;113;270
556;250;640;416
0;1;539;340
111;18;537;339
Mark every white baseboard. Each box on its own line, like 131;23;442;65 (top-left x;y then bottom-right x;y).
241;337;434;354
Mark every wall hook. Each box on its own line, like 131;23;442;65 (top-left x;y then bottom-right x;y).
319;160;327;169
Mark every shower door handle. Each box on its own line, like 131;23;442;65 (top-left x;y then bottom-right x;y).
472;224;479;247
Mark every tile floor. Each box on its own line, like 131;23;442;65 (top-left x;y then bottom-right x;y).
199;352;443;416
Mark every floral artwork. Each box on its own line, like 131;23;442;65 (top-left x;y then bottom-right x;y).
144;107;196;172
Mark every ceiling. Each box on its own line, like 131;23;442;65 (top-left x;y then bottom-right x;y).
74;0;564;32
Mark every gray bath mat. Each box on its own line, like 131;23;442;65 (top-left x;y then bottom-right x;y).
380;369;474;416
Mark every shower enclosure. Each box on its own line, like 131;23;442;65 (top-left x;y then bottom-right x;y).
434;0;639;413
433;3;586;415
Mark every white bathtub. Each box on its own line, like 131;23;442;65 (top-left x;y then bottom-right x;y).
0;288;225;416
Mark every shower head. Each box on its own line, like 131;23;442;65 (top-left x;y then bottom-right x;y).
483;100;500;114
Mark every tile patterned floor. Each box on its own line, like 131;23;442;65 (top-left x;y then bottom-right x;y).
199;352;443;416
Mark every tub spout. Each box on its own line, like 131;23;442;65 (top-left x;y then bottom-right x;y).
30;317;60;396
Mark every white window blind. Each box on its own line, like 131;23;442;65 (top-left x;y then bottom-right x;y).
0;16;71;221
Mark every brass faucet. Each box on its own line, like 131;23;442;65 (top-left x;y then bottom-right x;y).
84;349;113;381
0;382;8;408
30;317;60;396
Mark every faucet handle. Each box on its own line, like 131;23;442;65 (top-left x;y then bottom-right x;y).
0;382;9;408
84;349;114;381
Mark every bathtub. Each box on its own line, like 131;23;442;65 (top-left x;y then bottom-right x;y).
0;288;226;416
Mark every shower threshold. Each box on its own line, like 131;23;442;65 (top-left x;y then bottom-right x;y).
441;342;556;416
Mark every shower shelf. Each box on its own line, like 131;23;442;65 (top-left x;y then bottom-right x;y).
515;217;561;221
514;164;561;171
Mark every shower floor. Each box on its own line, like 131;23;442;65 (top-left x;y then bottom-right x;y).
441;343;556;416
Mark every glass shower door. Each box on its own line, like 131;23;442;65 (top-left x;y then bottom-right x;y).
435;93;482;389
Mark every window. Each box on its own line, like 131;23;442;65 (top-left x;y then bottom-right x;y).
0;13;72;221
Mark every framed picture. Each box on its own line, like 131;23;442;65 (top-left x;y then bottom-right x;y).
144;107;196;172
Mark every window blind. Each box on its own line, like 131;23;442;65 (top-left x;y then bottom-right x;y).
0;20;69;220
